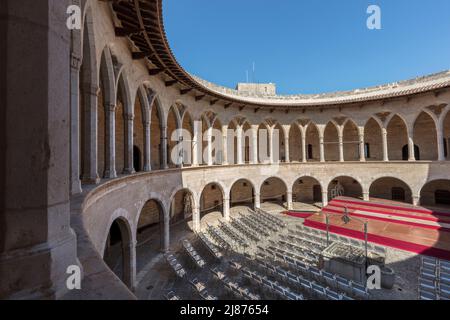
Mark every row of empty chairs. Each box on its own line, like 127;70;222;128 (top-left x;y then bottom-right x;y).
164;253;187;278
253;254;352;300
197;232;223;259
256;209;287;229
241;212;279;233
280;234;325;256
217;221;249;249
182;239;206;268
210;267;261;300
264;241;318;265
237;214;272;237
206;224;239;250
189;278;218;300
419;256;450;300
230;217;260;242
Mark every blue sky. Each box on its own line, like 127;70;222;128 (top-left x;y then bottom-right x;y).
163;0;450;95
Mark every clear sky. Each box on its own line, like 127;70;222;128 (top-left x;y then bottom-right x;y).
163;0;450;95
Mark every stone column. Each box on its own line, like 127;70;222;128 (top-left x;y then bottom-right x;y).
81;83;100;184
287;191;293;210
222;125;229;165
223;197;230;221
407;130;416;161
437;122;445;161
382;127;389;162
338;129;344;162
236;125;243;164
359;127;366;162
192;122;200;166
0;0;78;299
301;127;307;163
269;127;274;164
193;206;201;232
319;131;325;163
284;135;290;163
363;192;370;202
104;103;117;178
413;196;420;207
70;52;82;194
163;214;170;252
161;126;168;169
251;125;259;164
143;121;151;171
322;191;329;207
206;127;213;166
254;193;261;209
123;114;135;174
123;240;136;291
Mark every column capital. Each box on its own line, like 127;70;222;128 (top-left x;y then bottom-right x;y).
70;53;81;70
124;114;134;121
106;103;116;112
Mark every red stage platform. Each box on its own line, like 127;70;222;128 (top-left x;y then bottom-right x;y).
300;197;450;260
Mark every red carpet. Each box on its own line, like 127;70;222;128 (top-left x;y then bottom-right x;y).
304;219;450;260
282;211;315;219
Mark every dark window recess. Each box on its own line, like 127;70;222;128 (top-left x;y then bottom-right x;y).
435;190;450;205
365;143;370;158
307;144;313;160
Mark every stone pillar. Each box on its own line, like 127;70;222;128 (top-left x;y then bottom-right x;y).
223;197;230;221
284;135;290;163
413;196;420;207
254;193;261;209
192;122;200;166
322;191;329;207
338;130;344;162
301;128;307;163
104;103;117;178
319;131;325;163
251;125;258;164
123;114;135;174
81;83;100;184
363;192;370;202
269;128;274;164
382;127;389;162
221;125;229;165
163;215;170;252
437;123;445;161
143;121;151;171
287;191;293;210
123;240;136;291
193;206;201;232
236;125;243;164
0;0;79;299
407;130;416;161
206;127;213;166
359;127;366;162
161;126;168;169
70;52;82;194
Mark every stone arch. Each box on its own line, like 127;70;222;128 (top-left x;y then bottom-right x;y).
369;177;413;203
387;114;409;161
273;122;286;162
342;119;360;161
413;111;438;160
305;122;320;161
167;105;181;168
364;117;383;161
136;198;166;258
103;215;134;289
324;121;339;161
292;176;323;205
260;177;288;207
327;176;363;200
289;123;302;162
420;179;450;207
257;122;271;163
150;97;164;169
181;110;194;166
200;182;225;218
230;178;256;209
169;188;196;225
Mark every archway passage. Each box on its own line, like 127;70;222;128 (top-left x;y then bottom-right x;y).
305;123;320;161
230;179;255;209
364;118;383;161
343;120;359;161
260;177;287;208
136;199;164;273
167;107;180;168
289;124;302;162
181;112;194;166
150;103;162;169
103;218;133;288
369;177;413;203
273;123;285;162
328;176;363;200
413;112;437;160
324;122;339;161
292;177;322;205
200;183;224;218
387;115;408;161
133;145;141;173
170;189;194;225
257;123;270;163
420;180;450;208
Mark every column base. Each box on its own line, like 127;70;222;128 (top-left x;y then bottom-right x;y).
103;169;117;179
81;176;100;185
123;168;135;175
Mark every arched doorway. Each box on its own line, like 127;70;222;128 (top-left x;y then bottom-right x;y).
257;123;270;163
292;176;322;205
328;176;363;200
103;218;133;288
133;145;141;172
170;189;195;225
273;123;285;162
230;179;255;209
181;112;194;166
200;183;224;217
260;177;287;207
136;199;165;274
413;112;438;160
343;120;359;161
167;107;180;168
150;102;162;169
305;123;320;161
369;177;413;203
420;180;450;207
289;124;302;162
324;122;339;161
